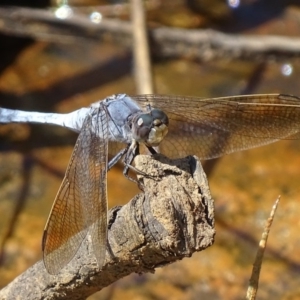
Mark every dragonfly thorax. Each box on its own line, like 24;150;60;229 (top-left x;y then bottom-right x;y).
131;109;169;147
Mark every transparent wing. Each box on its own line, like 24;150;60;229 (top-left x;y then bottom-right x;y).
132;94;300;159
89;107;108;271
42;106;108;274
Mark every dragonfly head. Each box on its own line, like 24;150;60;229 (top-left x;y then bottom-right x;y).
132;109;169;147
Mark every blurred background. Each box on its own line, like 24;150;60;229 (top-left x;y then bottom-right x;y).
1;0;300;299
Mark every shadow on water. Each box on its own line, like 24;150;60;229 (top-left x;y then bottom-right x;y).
216;216;300;273
0;155;33;266
187;0;300;32
0;52;132;111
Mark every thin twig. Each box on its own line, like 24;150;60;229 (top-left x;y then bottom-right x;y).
246;196;281;300
130;0;154;94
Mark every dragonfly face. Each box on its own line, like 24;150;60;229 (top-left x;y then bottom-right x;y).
131;108;169;147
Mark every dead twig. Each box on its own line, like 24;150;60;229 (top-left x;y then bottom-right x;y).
130;0;154;94
0;155;215;300
246;196;281;300
0;7;300;61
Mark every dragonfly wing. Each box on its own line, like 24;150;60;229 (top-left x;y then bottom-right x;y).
42;106;109;274
42;131;90;274
132;94;300;159
88;107;108;270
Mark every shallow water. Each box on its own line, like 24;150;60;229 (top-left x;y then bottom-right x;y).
1;1;300;299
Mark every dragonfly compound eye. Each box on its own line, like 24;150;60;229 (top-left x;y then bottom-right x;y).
151;109;169;126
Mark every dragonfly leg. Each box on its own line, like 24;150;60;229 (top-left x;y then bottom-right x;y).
146;145;157;155
123;141;157;191
107;141;150;187
108;146;129;171
125;164;151;179
122;141;140;184
123;165;146;192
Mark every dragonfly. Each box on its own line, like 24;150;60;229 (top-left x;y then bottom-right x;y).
1;93;300;275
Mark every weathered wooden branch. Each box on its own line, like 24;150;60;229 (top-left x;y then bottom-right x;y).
0;154;215;300
0;6;300;61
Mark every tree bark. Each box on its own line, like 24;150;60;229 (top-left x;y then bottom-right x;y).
0;154;215;300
